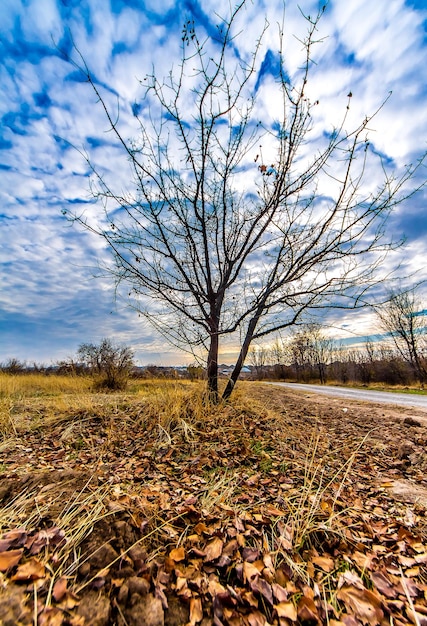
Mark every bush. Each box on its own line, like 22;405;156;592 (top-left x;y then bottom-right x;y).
77;339;134;390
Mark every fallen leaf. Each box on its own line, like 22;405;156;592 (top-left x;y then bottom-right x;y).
204;537;223;562
53;576;68;601
350;551;375;570
371;572;397;599
12;557;45;581
38;606;64;626
272;582;288;603
0;548;24;572
265;504;287;517
188;596;203;625
247;610;267;626
26;527;66;555
312;555;335;572
337;585;384;625
57;592;80;610
0;529;27;551
297;596;320;623
276;601;297;620
406;567;421;577
338;570;365;590
250;576;273;606
243;561;261;583
170;546;186;562
208;578;226;597
398;555;416;567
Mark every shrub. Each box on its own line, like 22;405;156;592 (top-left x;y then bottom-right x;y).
77;339;134;390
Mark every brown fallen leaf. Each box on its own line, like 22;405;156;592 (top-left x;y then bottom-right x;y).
272;582;288;603
170;546;186;562
0;529;27;551
188;596;203;626
337;585;384;625
265;504;287;517
26;527;66;555
0;548;24;572
351;551;375;571
53;576;68;602
297;596;320;624
408;610;427;626
250;576;273;606
338;570;365;590
12;557;45;581
204;537;223;562
208;578;226;597
406;567;421;577
371;571;397;599
276;601;297;620
341;616;360;626
57;591;80;610
243;561;261;583
312;555;335;572
37;606;64;626
193;522;208;535
398;555;416;567
247;610;267;626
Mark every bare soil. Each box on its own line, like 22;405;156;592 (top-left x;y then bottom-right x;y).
0;383;426;625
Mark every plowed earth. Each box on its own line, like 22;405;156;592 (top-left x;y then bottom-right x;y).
1;383;427;625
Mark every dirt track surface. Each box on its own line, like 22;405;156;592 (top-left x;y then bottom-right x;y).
267;382;427;415
1;382;427;625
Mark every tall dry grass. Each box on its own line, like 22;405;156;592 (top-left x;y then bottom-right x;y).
0;372;93;398
0;375;364;567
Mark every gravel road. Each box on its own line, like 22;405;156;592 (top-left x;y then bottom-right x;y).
267;382;427;410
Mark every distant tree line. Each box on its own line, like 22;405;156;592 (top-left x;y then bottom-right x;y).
2;288;426;388
0;339;204;389
248;288;427;387
0;340;134;390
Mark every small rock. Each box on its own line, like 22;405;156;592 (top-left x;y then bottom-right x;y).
397;442;414;460
117;582;129;604
88;543;119;570
125;593;164;626
128;545;147;566
165;595;190;626
404;417;422;427
76;590;111;626
128;575;150;596
0;584;32;626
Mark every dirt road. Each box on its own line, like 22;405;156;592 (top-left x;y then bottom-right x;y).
267;381;427;410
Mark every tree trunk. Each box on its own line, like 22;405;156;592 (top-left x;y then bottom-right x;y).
206;329;219;403
222;315;260;400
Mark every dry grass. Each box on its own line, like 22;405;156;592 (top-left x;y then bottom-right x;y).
0;372;94;398
1;375;425;624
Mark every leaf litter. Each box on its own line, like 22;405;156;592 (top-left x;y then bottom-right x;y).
0;381;426;625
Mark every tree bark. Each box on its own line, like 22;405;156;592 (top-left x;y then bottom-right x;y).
207;327;219;403
222;315;260;400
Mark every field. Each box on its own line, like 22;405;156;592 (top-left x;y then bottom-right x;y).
1;374;427;625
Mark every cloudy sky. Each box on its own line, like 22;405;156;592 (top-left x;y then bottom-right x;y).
1;0;427;366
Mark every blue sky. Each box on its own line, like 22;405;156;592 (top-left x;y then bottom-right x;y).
1;0;427;366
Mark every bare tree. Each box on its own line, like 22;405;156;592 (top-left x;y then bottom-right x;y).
283;325;332;383
285;329;313;382
77;338;134;389
65;2;426;401
249;345;268;379
375;288;427;385
308;326;333;384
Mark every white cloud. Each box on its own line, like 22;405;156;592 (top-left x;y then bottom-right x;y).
1;0;427;365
